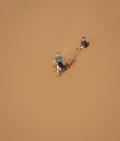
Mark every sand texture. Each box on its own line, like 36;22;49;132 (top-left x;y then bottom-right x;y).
0;0;120;141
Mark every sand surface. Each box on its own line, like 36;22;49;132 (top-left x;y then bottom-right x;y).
0;0;120;141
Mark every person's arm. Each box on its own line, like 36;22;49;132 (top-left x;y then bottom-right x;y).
60;56;64;63
80;40;83;46
54;58;58;65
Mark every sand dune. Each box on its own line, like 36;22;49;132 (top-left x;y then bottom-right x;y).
0;0;120;141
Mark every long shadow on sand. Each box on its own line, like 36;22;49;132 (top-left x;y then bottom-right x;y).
60;42;90;76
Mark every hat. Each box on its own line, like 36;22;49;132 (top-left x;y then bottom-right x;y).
82;36;85;39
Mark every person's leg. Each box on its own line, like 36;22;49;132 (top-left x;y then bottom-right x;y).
56;65;61;76
58;62;64;69
80;45;84;50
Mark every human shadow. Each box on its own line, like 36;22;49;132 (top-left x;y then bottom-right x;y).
61;41;91;74
60;49;80;75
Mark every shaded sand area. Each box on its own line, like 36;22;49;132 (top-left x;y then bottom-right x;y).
0;0;120;141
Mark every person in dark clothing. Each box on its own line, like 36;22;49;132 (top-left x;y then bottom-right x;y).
80;36;89;50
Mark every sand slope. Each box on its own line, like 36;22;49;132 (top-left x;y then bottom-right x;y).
0;0;120;141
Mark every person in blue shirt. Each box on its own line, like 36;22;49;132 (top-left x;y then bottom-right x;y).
54;53;64;76
54;52;70;76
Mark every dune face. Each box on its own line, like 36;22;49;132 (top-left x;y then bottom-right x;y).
0;0;120;141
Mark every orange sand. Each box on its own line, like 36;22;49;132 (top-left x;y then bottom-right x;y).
0;0;120;141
